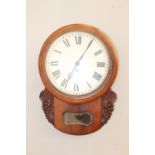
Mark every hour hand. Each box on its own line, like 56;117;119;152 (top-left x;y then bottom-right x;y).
68;72;73;80
67;62;79;79
65;72;73;87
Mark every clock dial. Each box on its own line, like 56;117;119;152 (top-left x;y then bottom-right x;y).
45;31;111;96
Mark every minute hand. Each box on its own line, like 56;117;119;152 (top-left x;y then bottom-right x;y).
77;39;94;62
67;39;94;80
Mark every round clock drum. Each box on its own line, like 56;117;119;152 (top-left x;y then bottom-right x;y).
39;24;118;135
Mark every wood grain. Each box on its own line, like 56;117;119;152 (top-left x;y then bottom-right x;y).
39;89;116;135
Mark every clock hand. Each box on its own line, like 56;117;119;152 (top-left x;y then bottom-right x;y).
76;39;94;63
67;64;78;81
64;71;74;88
66;39;93;81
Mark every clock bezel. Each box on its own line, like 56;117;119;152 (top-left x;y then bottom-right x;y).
39;24;118;104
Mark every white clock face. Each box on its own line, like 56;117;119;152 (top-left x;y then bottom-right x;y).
45;31;111;96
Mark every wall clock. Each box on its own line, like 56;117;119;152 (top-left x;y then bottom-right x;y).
39;24;118;135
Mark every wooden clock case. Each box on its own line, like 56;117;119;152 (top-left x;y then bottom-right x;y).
38;24;118;135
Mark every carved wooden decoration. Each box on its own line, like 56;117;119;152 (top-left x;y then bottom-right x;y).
40;89;54;125
40;89;116;130
38;24;118;135
101;89;116;125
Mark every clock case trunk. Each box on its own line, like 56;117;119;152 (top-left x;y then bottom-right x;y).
40;88;116;135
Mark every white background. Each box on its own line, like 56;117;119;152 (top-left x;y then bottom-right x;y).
0;0;155;155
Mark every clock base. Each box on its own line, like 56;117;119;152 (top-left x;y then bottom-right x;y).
39;89;116;135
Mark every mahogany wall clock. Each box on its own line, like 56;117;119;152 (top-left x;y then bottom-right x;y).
38;24;118;135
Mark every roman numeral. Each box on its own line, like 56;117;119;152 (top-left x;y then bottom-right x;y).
74;83;79;92
61;79;68;88
63;39;70;47
52;70;61;79
86;82;92;88
94;50;103;56
50;61;59;66
97;62;105;67
75;36;82;45
92;72;102;81
53;49;62;54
